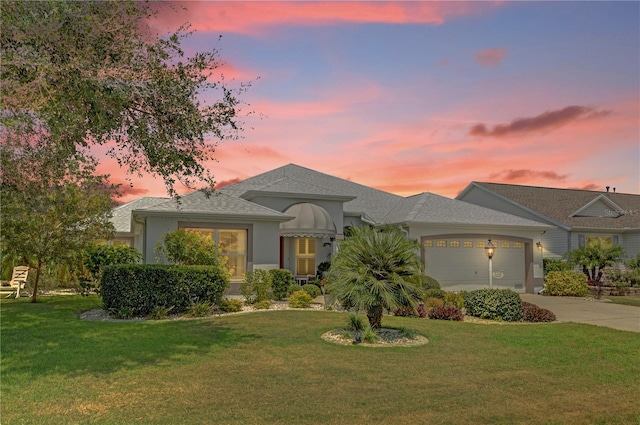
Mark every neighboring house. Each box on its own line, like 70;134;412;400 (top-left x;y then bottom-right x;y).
457;183;640;264
112;164;552;294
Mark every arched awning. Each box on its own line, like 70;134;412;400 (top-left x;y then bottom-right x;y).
280;203;336;238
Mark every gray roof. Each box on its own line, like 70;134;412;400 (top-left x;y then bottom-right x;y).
220;164;404;222
383;192;552;228
133;190;292;221
464;182;640;230
111;197;168;233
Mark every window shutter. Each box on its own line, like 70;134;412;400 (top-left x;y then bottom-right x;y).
578;234;585;247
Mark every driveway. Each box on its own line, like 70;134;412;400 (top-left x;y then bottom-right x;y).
521;294;640;333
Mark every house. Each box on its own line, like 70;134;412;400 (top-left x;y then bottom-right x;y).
456;183;640;263
112;164;553;294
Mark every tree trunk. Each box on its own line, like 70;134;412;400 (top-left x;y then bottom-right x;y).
367;305;383;330
30;260;42;303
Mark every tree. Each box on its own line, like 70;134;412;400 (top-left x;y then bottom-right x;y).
326;226;424;329
0;145;116;303
565;239;625;297
1;0;246;196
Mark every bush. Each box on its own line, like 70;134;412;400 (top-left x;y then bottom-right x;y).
423;288;446;301
288;290;312;308
269;269;294;300
217;298;244;313
101;264;229;317
544;270;588;296
543;258;574;273
425;297;444;309
362;326;379;343
444;292;464;309
148;305;174;320
463;289;523;322
185;302;212;317
521;301;556;322
254;299;272;310
428;305;464;321
347;314;365;332
83;244;142;293
392;304;428;318
241;269;271;304
301;283;321;299
422;275;441;290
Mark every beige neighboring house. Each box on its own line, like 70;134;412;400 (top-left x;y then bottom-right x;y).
112;164;553;294
457;183;640;263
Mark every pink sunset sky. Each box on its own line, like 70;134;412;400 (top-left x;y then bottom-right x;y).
101;1;640;201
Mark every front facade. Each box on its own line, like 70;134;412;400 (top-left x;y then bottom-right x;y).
113;164;553;294
457;183;640;264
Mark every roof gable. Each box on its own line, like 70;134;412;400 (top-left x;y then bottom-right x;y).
570;194;625;218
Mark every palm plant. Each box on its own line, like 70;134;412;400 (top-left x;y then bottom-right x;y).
326;226;424;329
565;239;625;296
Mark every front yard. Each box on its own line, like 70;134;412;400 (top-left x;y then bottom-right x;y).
1;296;639;424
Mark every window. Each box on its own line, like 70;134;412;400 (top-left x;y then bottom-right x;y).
424;240;433;247
501;242;510;248
296;238;316;275
184;227;247;280
463;241;473;248
450;241;460;248
582;235;614;248
436;240;447;247
476;241;485;248
513;242;523;249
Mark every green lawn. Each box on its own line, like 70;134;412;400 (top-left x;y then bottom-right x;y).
604;295;640;307
1;296;639;425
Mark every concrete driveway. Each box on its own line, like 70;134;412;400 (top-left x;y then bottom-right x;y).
521;294;640;333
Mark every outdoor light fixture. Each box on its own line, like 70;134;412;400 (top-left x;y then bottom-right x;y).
485;238;495;288
536;241;543;251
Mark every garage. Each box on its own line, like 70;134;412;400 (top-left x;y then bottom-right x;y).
423;237;526;293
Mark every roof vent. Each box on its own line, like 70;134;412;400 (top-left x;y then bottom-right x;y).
606;186;610;193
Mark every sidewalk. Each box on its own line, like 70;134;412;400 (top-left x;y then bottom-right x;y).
521;294;640;333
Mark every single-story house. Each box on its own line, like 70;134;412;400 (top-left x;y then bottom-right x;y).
112;164;553;294
456;182;640;263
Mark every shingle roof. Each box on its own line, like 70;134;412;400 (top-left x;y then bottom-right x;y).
383;192;552;228
468;182;640;230
133;190;292;221
111;197;169;233
220;164;404;222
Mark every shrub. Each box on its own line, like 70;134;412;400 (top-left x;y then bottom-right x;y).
288;283;302;296
301;283;321;299
544;270;588;296
463;289;523;322
253;299;272;310
269;269;294;300
425;297;444;309
444;292;464;309
185;302;212;317
148;305;174;320
423;288;447;301
362;326;379;343
392;304;428;318
217;298;244;313
543;258;574;273
288;290;312;308
101;264;229;317
428;305;464;321
422;275;441;290
241;269;271;304
83;244;142;293
347;314;365;332
521;301;556;322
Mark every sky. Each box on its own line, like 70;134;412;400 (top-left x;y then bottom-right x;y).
104;1;640;201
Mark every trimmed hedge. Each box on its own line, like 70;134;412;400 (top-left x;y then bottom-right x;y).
428;305;464;321
101;264;229;317
463;288;523;322
301;283;321;299
521;301;556;322
544;270;588;296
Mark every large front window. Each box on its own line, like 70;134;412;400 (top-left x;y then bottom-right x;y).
184;228;247;280
296;238;316;276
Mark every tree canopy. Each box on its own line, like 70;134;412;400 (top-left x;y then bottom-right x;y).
1;0;246;196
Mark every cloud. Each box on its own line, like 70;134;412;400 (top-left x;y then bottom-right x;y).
214;178;241;189
488;169;568;182
475;48;507;67
151;2;504;35
469;105;612;138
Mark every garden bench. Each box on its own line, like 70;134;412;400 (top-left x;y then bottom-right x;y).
0;266;30;298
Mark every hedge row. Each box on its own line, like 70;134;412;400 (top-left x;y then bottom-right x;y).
101;264;229;317
463;288;523;322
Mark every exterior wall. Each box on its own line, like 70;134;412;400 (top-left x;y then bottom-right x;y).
625;232;640;258
539;228;570;259
408;225;545;293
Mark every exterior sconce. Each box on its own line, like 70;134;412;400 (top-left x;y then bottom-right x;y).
536;242;543;251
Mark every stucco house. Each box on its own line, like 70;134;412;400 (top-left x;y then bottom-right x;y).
457;183;640;263
112;164;552;294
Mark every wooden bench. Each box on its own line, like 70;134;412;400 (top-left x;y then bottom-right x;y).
0;266;30;298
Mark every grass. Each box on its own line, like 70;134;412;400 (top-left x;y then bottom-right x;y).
604;295;640;307
2;296;640;425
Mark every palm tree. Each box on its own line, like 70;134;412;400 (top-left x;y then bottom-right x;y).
565;239;625;296
326;226;424;329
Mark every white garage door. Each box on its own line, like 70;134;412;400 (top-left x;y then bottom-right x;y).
423;238;525;293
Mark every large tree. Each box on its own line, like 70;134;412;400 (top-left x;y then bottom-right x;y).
1;0;245;196
0;140;116;303
326;226;424;329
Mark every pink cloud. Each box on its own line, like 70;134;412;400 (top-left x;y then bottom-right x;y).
475;48;507;67
469;105;612;138
151;2;504;36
